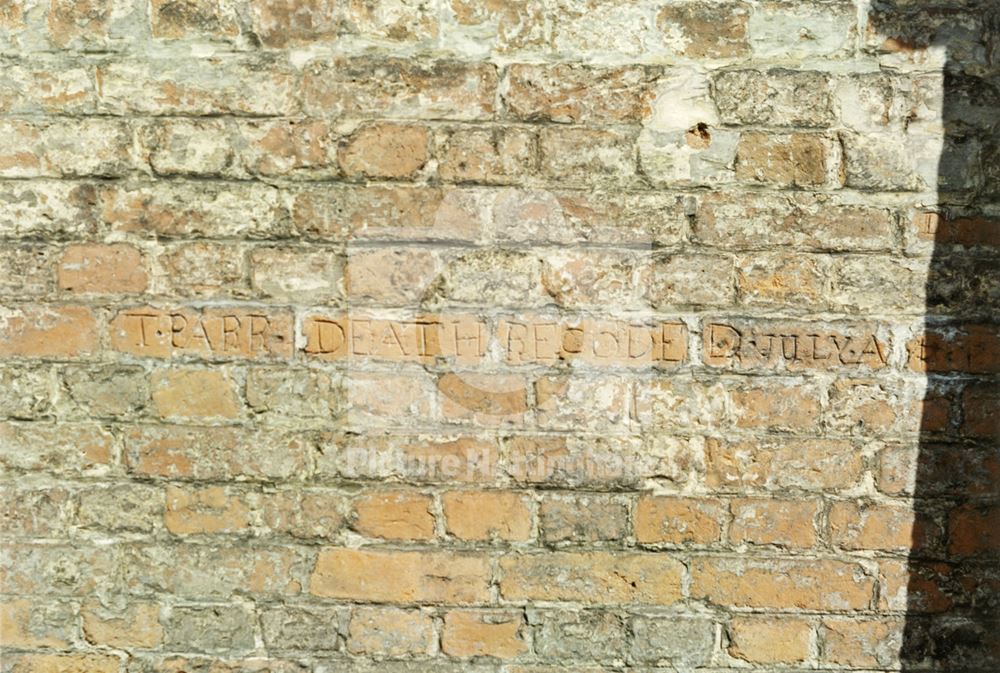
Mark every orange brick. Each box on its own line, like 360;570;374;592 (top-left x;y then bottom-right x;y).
164;485;251;535
635;496;725;545
730;498;818;548
339;123;429;179
829;500;922;552
442;610;527;658
728;616;812;664
82;601;163;648
348;607;434;656
0;305;98;358
500;552;683;605
352;490;435;541
0;599;72;648
690;558;874;610
442;490;532;541
150;368;241;420
57;243;147;294
821;618;902;668
109;306;294;360
731;380;822;430
310;548;490;603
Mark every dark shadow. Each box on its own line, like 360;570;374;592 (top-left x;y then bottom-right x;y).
870;1;1000;670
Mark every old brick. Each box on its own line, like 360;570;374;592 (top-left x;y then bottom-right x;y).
704;319;889;371
123;544;304;598
141;119;234;177
150;0;240;39
344;248;441;305
0;422;114;477
821;618;902;668
0;599;75;648
78;484;163;532
630;615;715;666
101;182;288;240
644;253;736;307
694;192;895;251
736;132;829;186
539;127;636;185
339;123;429;179
728;616;812;664
830;500;922;552
440;372;529;426
250;0;341;47
443;490;532;542
442;610;527;659
0;244;54;296
730;498;819;548
540;250;641;309
303;58;497;120
63;365;149;418
437;126;535;184
310;548;491;603
348;607;433;656
539;494;626;544
165;485;252;535
261;605;347;652
352;490;435;541
0;486;74;536
736;252;828;308
529;609;626;662
246;367;344;422
635;496;725;545
250;247;343;303
151;368;241;420
241;119;337;177
500;552;683;605
535;375;629;432
713;69;834;127
731;379;823;431
705;438;864;492
259;489;346;540
165;604;256;654
691;558;875;610
948;504;1000;557
97;59;293;115
656;2;750;58
3;654;121;673
0;305;98;358
0;119;133;178
58;243;147;294
161;241;246;297
504;64;656;124
83;602;163;648
47;0;115;47
110;307;294;361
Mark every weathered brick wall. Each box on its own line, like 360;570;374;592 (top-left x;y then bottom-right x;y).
1;1;998;671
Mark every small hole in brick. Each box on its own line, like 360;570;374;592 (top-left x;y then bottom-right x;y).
685;123;712;149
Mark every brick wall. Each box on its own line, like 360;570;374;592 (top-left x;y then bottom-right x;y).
1;1;998;672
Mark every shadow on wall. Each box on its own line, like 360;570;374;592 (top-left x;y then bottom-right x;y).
870;1;1000;670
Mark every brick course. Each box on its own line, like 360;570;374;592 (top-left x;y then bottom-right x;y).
0;0;997;671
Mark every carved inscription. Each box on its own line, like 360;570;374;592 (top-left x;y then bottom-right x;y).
111;307;293;358
304;315;488;364
497;318;688;366
705;321;889;370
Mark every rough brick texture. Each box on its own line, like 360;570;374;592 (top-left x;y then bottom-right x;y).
1;1;998;672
